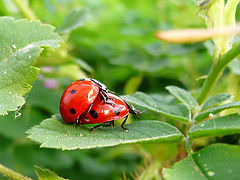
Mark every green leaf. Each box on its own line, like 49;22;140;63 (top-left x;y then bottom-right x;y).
75;58;94;73
0;17;61;115
26;115;184;150
201;93;232;111
27;80;61;114
122;92;190;123
0;108;44;139
195;101;240;122
56;8;89;34
34;166;67;180
166;86;198;111
189;113;240;140
123;74;143;94
229;58;240;75
163;144;240;180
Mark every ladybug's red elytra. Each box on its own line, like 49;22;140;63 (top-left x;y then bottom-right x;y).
78;93;141;132
60;78;110;123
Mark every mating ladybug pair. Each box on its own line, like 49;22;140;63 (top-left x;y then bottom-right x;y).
60;79;141;132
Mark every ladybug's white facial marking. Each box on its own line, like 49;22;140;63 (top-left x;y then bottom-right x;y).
90;79;108;92
87;89;95;101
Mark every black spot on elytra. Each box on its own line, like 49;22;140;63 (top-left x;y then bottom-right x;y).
70;89;76;94
70;108;76;114
114;108;120;116
78;79;85;82
90;110;98;119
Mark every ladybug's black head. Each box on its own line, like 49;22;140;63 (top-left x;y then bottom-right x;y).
124;100;144;118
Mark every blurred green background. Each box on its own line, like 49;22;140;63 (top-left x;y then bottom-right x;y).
0;0;239;179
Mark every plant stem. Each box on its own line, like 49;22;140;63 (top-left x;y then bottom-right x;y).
0;163;32;180
197;43;240;105
12;0;38;21
184;136;192;154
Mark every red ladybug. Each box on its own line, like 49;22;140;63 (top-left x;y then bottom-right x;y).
60;78;111;123
78;93;141;132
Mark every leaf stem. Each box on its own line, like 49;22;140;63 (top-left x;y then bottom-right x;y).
12;0;38;21
0;163;32;180
197;43;240;105
184;136;192;154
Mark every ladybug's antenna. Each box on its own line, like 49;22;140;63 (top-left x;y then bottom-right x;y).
109;90;115;94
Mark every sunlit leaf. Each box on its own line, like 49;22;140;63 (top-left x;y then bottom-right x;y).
35;166;67;180
189;113;240;140
122;92;190;123
195;101;240;122
163;144;240;180
201;93;232;111
166;86;198;111
26;115;184;150
0;17;61;115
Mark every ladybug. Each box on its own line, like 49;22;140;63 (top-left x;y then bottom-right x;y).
60;78;112;123
78;93;141;132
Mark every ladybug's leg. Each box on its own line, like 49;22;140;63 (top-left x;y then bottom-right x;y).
100;92;116;106
99;91;108;102
90;124;103;133
100;91;115;103
106;101;116;106
121;115;129;132
110;121;114;127
83;103;93;119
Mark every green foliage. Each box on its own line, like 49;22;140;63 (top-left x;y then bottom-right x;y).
26;115;183;150
35;166;66;180
166;85;198;111
201;93;232;111
189;113;240;140
195;101;240;122
122;92;190;123
0;17;61;115
0;0;240;179
163;144;240;180
56;8;89;34
0;108;43;139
